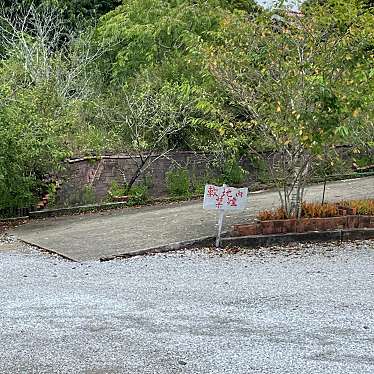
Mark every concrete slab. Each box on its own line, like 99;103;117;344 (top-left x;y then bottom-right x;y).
12;177;374;261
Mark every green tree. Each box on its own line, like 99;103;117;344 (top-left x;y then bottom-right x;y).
95;0;259;83
0;83;68;209
0;0;121;23
95;77;205;192
210;2;373;216
0;2;112;209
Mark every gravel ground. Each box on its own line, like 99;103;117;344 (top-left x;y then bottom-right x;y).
1;238;374;374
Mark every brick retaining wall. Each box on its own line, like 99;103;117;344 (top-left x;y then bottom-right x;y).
54;146;360;207
55;152;228;207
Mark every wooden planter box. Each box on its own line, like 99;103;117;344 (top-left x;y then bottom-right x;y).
111;195;129;202
108;191;129;202
233;215;374;236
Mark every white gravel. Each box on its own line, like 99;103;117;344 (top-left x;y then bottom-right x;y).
0;240;374;373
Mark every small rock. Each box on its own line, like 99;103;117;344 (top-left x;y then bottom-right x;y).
178;360;187;366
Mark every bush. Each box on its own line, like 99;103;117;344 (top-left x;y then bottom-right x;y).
127;184;148;206
81;185;96;205
191;173;222;195
222;159;247;185
108;181;127;197
46;183;58;208
108;180;148;206
166;168;190;197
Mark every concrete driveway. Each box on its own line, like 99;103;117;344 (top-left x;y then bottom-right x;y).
12;177;374;261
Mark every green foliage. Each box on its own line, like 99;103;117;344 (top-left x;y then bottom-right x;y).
0;2;116;210
191;172;222;195
166;168;191;197
222;159;247;185
81;185;96;205
108;181;127;197
0;83;67;209
1;0;122;27
127;183;149;206
0;0;372;211
95;0;259;83
46;183;58;208
353;153;374;168
62;184;97;206
108;180;149;205
209;1;373;215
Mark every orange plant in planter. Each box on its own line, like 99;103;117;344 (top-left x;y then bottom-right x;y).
256;200;374;221
338;199;374;216
236;199;374;237
256;203;338;221
257;207;287;221
301;202;338;218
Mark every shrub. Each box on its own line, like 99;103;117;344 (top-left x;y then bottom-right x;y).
108;181;127;198
191;173;222;195
108;180;149;205
166;168;190;197
127;184;148;206
46;183;58;208
222;159;247;185
81;185;96;205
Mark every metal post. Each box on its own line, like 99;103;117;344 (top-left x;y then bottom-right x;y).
216;209;225;248
322;176;327;205
216;184;227;248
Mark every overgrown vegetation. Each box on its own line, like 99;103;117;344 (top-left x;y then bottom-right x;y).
108;180;149;205
166;168;191;197
0;0;372;211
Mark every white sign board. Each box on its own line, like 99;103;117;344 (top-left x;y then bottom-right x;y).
203;184;248;211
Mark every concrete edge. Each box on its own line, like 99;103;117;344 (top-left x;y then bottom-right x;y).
221;228;374;248
18;239;78;262
99;235;217;262
101;228;374;262
0;216;29;222
341;228;374;241
27;196;204;219
28;202;129;218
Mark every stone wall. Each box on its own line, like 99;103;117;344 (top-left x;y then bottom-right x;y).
55;152;218;206
54;146;359;207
